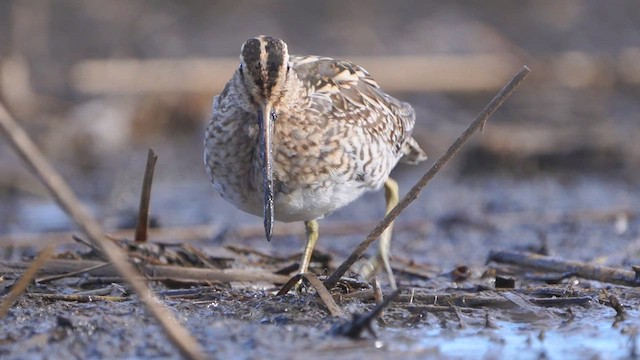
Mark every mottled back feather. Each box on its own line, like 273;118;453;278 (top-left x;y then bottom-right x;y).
290;55;425;162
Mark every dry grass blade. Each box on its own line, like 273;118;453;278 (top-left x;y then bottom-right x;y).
0;102;205;360
0;245;54;319
324;65;532;289
135;148;158;243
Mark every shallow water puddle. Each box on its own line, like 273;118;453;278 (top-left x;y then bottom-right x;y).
384;318;637;359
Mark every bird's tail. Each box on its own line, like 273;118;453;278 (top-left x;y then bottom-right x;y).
400;137;427;164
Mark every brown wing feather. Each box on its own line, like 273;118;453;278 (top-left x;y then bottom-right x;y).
290;55;422;160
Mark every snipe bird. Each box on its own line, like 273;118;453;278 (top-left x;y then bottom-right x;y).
205;35;426;288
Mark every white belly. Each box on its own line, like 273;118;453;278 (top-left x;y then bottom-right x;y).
274;181;369;222
214;179;370;222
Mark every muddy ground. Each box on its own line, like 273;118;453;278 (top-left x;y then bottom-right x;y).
1;159;640;359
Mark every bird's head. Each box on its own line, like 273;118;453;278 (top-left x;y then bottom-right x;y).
239;35;290;106
238;35;291;242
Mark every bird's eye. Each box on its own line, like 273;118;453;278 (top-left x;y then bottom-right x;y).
286;64;291;73
239;64;243;72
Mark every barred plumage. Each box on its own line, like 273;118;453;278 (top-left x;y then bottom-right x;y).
204;36;426;287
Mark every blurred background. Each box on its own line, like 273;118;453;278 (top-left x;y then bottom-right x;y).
1;1;639;261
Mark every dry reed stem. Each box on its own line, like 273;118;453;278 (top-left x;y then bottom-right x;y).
0;102;205;360
134;148;158;243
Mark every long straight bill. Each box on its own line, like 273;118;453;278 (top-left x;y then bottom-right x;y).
260;103;275;241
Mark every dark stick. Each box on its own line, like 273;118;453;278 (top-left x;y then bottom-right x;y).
134;148;158;243
488;250;640;287
334;289;401;339
324;65;531;289
0;103;205;360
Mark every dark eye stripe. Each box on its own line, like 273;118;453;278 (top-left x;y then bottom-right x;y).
241;39;261;65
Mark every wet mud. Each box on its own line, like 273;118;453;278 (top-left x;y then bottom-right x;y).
2;169;639;359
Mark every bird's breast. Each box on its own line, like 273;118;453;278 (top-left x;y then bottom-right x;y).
206;103;398;222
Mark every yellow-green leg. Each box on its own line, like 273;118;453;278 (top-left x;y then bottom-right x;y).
299;219;319;275
363;178;399;289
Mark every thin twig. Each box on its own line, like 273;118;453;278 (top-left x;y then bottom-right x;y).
488;250;640;287
135;148;158;243
302;274;346;318
36;262;112;283
276;274;303;295
0;245;54;319
324;65;531;289
0;102;205;360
